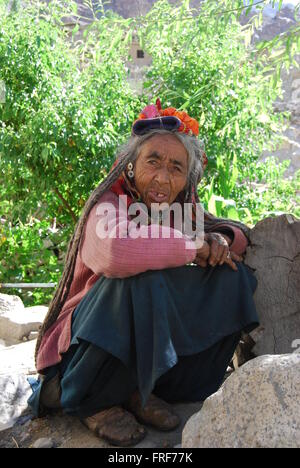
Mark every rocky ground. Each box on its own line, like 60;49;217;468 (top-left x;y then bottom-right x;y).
0;398;204;449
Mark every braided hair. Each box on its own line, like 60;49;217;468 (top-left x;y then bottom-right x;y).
35;129;250;366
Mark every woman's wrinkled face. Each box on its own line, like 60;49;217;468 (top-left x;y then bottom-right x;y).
134;134;188;209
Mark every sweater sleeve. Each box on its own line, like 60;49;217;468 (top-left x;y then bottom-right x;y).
79;192;197;278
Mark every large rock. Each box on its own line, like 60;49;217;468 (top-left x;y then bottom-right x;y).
0;294;47;344
0;339;36;375
0;373;33;431
0;340;36;431
182;353;300;448
245;214;300;356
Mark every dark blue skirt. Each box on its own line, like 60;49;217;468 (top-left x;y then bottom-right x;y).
28;262;259;418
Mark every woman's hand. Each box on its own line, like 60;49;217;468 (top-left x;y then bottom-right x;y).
194;240;210;268
194;233;242;271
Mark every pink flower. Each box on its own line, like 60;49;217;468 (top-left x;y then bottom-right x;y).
139;104;160;119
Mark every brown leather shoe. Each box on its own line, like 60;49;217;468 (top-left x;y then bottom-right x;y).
124;391;181;432
81;406;147;447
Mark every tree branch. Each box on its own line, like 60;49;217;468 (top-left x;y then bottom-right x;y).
53;187;77;223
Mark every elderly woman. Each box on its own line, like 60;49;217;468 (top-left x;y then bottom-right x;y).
28;100;259;446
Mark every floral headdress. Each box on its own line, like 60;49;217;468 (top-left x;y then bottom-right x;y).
132;98;199;137
132;98;207;169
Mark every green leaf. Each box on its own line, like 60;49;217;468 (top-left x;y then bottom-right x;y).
71;2;78;14
41;147;48;163
199;112;205;126
226;205;240;221
235;121;240;139
72;24;79;37
208;193;217;216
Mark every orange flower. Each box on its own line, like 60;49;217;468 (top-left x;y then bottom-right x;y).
160;107;199;136
134;99;199;137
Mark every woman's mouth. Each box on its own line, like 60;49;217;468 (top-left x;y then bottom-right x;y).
147;190;169;203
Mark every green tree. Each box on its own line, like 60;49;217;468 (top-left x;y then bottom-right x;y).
0;0;139;304
138;0;299;223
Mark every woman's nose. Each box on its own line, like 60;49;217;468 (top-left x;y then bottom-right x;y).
154;167;170;185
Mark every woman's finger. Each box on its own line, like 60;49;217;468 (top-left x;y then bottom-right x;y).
208;240;221;266
230;251;243;262
219;245;230;265
196;241;210;260
215;243;226;265
224;256;238;271
208;240;217;265
206;233;229;267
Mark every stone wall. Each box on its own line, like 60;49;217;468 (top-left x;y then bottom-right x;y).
247;6;300;176
262;64;300;176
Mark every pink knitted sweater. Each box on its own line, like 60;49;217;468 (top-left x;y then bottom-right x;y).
36;190;248;372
